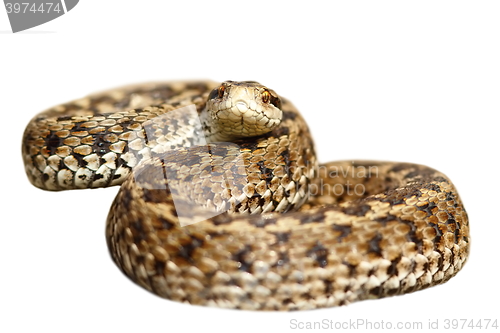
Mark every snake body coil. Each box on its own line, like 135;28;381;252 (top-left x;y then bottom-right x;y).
22;81;470;310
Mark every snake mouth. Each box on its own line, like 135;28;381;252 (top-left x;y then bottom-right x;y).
216;105;279;138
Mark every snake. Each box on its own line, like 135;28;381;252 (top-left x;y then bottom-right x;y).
22;80;470;311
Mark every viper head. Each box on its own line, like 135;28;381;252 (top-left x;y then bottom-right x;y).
204;81;283;141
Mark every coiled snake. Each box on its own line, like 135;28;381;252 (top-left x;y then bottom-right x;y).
22;80;470;310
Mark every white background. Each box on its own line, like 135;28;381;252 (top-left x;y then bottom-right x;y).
1;1;499;332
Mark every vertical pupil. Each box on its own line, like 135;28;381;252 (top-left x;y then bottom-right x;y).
262;91;270;103
218;86;225;98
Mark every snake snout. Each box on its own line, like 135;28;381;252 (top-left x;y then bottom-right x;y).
235;101;249;113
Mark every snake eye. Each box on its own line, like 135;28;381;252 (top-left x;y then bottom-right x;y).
261;90;270;103
218;85;225;98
